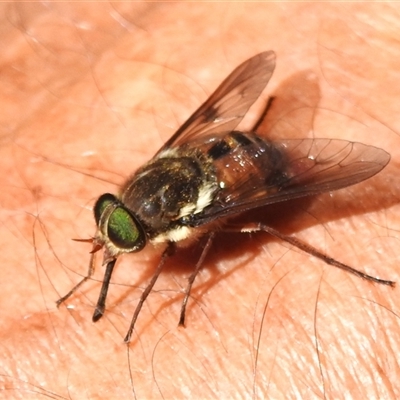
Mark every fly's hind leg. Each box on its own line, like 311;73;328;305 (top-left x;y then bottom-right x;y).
241;222;395;287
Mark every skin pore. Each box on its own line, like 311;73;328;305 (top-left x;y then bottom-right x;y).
1;3;400;399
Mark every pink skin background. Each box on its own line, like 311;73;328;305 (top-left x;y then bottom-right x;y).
1;3;400;399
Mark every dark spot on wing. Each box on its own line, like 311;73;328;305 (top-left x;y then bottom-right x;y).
203;106;219;122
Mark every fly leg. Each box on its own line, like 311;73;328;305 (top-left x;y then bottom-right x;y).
242;222;395;287
124;243;175;343
92;259;116;321
56;249;97;307
56;239;116;321
179;232;215;327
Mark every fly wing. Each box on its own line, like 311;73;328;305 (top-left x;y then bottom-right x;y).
156;51;276;154
192;138;390;225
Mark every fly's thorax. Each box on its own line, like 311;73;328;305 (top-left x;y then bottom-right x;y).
119;147;219;241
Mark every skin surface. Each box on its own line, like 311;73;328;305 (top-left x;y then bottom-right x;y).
1;3;400;399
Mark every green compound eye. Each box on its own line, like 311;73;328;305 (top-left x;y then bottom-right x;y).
94;193;146;252
107;206;146;251
94;193;117;225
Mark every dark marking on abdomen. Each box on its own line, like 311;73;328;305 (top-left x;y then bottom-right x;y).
230;131;253;146
207;131;254;160
208;140;232;160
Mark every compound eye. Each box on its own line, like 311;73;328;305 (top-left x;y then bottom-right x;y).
107;206;146;251
94;193;117;225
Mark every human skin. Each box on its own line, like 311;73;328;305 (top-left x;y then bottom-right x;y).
1;2;400;399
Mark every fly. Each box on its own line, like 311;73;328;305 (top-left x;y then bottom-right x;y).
56;51;395;343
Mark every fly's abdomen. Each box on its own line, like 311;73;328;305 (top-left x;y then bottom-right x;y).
203;132;288;199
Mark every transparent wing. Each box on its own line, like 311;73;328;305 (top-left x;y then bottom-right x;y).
192;138;390;225
156;51;276;154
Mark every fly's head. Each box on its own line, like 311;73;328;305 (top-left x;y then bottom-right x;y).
93;193;147;264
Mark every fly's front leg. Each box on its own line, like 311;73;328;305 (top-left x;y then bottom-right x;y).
56;249;97;307
92;259;116;322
